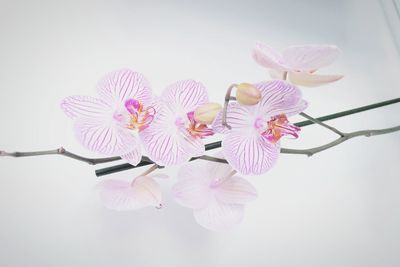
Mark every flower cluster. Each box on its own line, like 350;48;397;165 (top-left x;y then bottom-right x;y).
61;43;342;231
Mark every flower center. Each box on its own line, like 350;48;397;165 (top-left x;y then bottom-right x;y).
125;99;155;132
261;114;300;143
185;111;214;139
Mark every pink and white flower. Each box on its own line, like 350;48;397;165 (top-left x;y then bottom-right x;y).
172;158;257;231
213;80;307;175
97;173;167;211
253;43;343;87
61;69;155;165
140;80;213;165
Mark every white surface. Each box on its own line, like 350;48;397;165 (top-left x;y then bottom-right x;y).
0;0;400;266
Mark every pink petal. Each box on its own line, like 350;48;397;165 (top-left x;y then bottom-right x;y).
96;69;153;108
60;95;111;119
121;147;142;166
215;176;257;204
222;132;280;175
193;198;244;231
172;178;211;209
288;71;343;87
252;42;288;71
212;103;258;134
97;176;162;210
256;80;308;118
161;79;208;115
74;118;136;155
283;45;341;71
140;103;205;165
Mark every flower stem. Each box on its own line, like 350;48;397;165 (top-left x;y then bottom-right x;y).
222;84;238;129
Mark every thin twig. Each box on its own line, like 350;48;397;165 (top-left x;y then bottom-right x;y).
222;84;237;129
299;112;345;137
280;125;400;156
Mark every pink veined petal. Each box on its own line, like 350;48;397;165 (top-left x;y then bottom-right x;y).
283;45;341;71
140;103;205;165
193;198;244;231
222;132;280;175
74;118;136;155
60;95;111;119
96;69;153;108
121;146;142;166
256;80;308;118
161;79;208;115
97;176;161;210
252;42;289;71
172;178;212;209
212;102;258;134
215;176;257;204
288;71;344;87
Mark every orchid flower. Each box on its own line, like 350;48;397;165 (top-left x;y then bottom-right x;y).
253;43;343;87
172;157;257;231
61;69;155;165
97;172;168;210
212;80;307;175
140;80;213;165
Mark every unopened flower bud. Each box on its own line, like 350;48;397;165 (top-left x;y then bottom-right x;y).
236;83;261;105
194;102;222;124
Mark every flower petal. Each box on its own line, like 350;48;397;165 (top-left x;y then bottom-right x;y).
283;45;341;71
215;176;257;204
193;198;244;231
212;102;258;134
140;103;205;165
161;79;208;115
74;118;136;155
256;80;308;118
97;176;161;210
60;95;111;119
121;146;142;166
288;71;343;87
269;69;285;80
172;178;211;209
96;69;153;108
222;132;280;175
252;42;288;71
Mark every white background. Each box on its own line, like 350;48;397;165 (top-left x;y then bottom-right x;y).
0;0;399;266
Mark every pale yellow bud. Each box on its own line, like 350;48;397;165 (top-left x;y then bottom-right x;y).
194;102;222;124
236;83;261;105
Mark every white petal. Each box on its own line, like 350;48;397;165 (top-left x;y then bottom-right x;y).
288;71;343;87
172;178;211;209
193;198;244;231
283;45;341;71
215;176;257;204
252;42;288;71
121;146;142;166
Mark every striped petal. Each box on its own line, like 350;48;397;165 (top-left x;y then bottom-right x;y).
212;102;258;134
97;176;162;211
60;95;111;119
252;42;288;71
96;69;153;108
193;198;244;231
283;45;341;71
74;118;136;155
256;80;308;118
215;176;257;204
288;71;343;87
121;147;142;166
222;132;280;175
161;80;208;116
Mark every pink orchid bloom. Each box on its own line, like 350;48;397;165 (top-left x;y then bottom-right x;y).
212;80;307;175
140;80;213;165
97;173;167;211
61;69;155;165
253;43;343;87
172;158;257;231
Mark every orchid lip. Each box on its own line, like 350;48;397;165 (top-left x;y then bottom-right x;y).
125;98;155;132
261;114;300;143
186;111;214;139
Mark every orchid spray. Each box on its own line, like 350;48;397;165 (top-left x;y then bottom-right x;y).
2;43;400;231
